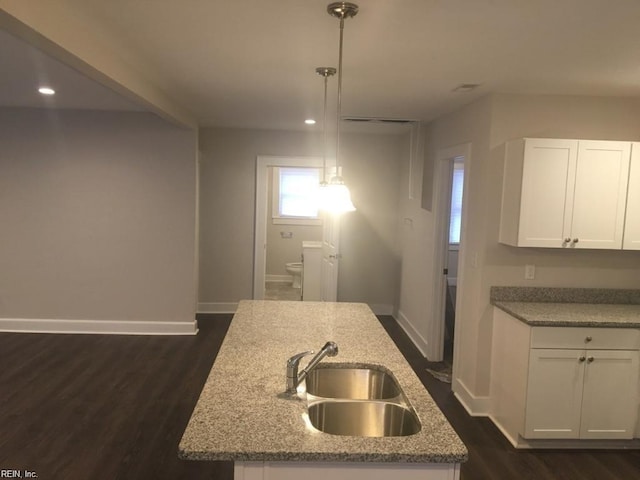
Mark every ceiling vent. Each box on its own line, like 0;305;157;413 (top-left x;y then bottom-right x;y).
342;116;417;124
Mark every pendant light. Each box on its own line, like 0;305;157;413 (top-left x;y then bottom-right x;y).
322;1;357;213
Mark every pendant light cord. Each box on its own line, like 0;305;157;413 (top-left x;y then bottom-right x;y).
335;14;345;180
322;73;329;184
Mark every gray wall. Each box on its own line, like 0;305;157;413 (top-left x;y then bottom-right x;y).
0;108;198;322
414;94;640;401
198;127;404;308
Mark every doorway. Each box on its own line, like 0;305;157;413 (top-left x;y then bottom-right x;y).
443;156;464;364
429;144;470;374
253;156;324;300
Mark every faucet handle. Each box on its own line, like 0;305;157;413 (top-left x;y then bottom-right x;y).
286;350;314;393
287;350;314;368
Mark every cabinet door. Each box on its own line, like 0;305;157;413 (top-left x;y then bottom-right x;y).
518;139;578;247
580;350;639;439
623;143;640;250
571;141;630;249
524;349;584;439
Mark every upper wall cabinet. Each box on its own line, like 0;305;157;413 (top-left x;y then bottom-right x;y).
499;138;631;249
623;144;640;250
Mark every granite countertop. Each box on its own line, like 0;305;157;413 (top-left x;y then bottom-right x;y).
493;301;640;328
179;300;467;463
491;287;640;328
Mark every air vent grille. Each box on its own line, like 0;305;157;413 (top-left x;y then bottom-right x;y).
343;117;417;124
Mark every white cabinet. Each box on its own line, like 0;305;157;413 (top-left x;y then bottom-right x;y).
500;138;631;249
525;348;639;440
623;143;640;250
490;309;640;447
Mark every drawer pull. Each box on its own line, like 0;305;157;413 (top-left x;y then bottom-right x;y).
585;336;593;343
578;356;586;362
587;356;595;363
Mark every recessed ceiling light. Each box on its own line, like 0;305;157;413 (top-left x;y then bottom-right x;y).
304;119;316;125
38;87;55;95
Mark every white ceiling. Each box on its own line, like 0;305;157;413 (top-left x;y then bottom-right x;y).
3;0;640;130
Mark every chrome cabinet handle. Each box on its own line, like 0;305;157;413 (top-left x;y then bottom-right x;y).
578;356;586;362
587;356;595;363
564;237;571;243
572;238;579;244
585;336;592;343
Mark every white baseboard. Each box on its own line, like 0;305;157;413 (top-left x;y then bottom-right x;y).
197;302;239;314
393;309;429;357
452;376;490;416
266;274;292;283
368;304;394;316
0;317;198;335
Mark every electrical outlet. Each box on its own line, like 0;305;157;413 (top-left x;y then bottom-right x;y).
525;264;535;280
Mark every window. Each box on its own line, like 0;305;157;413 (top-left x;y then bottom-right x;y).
449;159;464;244
272;167;322;225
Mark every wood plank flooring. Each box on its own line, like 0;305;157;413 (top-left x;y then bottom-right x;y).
0;313;638;479
0;316;234;479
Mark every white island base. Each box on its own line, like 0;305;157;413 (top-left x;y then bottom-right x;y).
235;461;461;480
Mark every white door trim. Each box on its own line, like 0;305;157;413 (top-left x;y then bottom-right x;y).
254;155;323;299
429;143;471;362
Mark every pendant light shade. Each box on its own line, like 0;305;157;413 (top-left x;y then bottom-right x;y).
321;177;356;213
318;2;358;214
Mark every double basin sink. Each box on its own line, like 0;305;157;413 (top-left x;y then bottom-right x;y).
302;364;422;437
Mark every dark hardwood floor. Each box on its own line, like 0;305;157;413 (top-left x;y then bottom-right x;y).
1;313;638;479
0;316;234;479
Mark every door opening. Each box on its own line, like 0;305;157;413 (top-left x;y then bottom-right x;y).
254;156;327;300
443;157;464;365
429;144;470;375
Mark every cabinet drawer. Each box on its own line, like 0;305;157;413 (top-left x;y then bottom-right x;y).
530;327;640;350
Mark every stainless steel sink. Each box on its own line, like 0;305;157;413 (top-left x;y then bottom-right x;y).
301;363;422;437
307;400;421;437
304;366;401;400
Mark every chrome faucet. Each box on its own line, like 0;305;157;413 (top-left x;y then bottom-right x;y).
286;341;338;393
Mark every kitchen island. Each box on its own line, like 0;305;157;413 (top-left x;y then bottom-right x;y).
179;300;467;479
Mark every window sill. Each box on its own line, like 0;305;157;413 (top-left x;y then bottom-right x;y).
272;217;322;226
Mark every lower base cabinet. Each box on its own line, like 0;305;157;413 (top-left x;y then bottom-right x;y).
525;348;639;440
490;308;640;447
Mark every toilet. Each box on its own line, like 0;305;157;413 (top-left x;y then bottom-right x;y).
285;262;303;288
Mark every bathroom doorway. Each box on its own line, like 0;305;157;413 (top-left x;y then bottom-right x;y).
253;156;325;300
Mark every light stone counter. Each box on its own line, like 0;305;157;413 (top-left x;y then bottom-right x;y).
492;302;640;328
490;286;640;328
179;300;467;464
